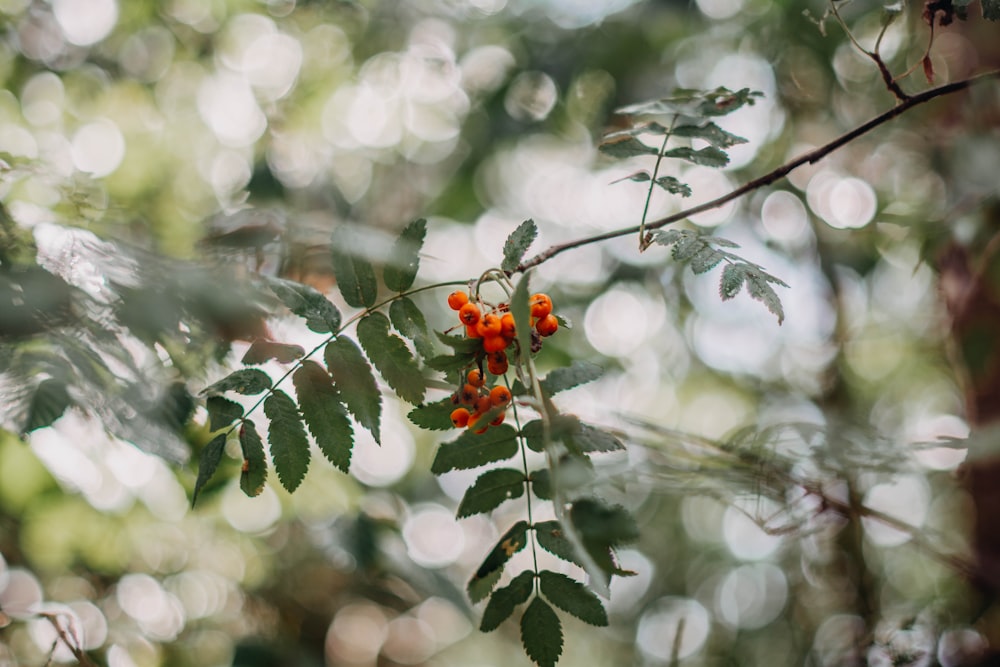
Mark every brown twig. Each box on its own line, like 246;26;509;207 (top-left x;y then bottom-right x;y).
516;69;1000;273
40;612;98;667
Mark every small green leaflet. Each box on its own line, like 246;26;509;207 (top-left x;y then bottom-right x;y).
520;597;563;667
330;225;378;308
265;276;341;334
672;122;748;148
383;218;426;292
263;389;310;492
571;498;640;545
539;361;604;395
389;297;436;360
598;136;658;158
610;171;692;197
242;339;304;365
519;415;623;455
615;87;762;119
456;468;526;518
357;312;425;405
511;274;532;361
435;330;483;355
663;146;730;168
538;571;608;627
202;368;272;396
431;424;519;474
239;420;267;497
206;395;243;432
502;219;538;273
720;263;788;324
325;336;381;444
480;570;534;632
192;433;227;507
530;468;551;500
23;378;71;433
535;520;583;567
407;398;455;431
469;521;530;601
572;423;626;453
293;361;353;473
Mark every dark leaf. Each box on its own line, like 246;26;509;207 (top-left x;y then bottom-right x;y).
293;361;353;473
331;225;378;308
480;570;535;632
192;433;227;507
457;468;526;518
325;336;381;444
502;219;538;273
202;368;272;396
535;520;583;567
435;330;484;355
689;246;725;274
407;398;455;431
264;390;310;492
745;267;787;325
530;468;552;500
357;312;425;404
469;521;530;600
383;218;426;292
239;420;267;497
265;277;342;333
520;597;563;667
23;378;71;433
610;170;651;184
654;176;693;197
431;424;519;473
720;263;747;300
598;136;658;158
539;570;608;627
206;395;243;432
571;498;640;545
389;297;436;360
539;361;604;395
572;423;626;453
511;274;532;361
672;122;748;148
519;415;587;453
663;145;730;168
242;339;305;365
425;352;477;374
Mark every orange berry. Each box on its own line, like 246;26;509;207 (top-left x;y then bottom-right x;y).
490;386;512;406
474;396;492;415
450;407;470;428
536;314;558;337
447;291;469;310
476;312;502;337
467;411;488;434
458;302;481;326
487;356;508;376
530;293;553;319
467;369;485;387
500;313;516;339
482;335;508;353
490;412;506;427
459;383;479;405
466;324;482;338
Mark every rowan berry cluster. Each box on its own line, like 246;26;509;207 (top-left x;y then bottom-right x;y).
445;289;559;433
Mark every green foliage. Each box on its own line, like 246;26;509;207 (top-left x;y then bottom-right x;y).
430;425;519;474
511;274;533;360
662;145;730;168
24;378;71;433
242;340;304;365
263;390;310;492
383;218;427;292
192;433;227;506
389;297;436;360
469;521;530;601
331;225;379;308
325;336;382;444
520;597;563;667
407;398;455;431
480;570;535;632
538;571;608;627
266;277;342;334
502;219;538;272
239;420;267;497
611;171;692;197
202;368;272;396
538;361;604;395
206;396;243;432
356;312;425;405
456;468;526;518
534;521;584;567
651;228;789;323
292;361;353;473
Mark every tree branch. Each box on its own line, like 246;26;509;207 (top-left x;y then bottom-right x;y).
516;69;1000;273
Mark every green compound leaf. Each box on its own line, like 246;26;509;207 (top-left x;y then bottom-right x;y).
263;389;310;493
502;219;538;273
535;520;583;567
663;145;730;168
431;424;519;474
357;312;425;405
192;433;227;507
539;570;609;627
720;263;788;324
23;378;71;433
519;415;622;454
530;468;552;500
520;597;563;667
435;330;484;355
202;368;272;396
469;520;530;602
407;398;455;431
293;360;353;473
383;218;426;292
425;353;477;374
241;339;305;365
206;395;243;432
457;468;527;518
573;423;626;453
481;570;535;632
672;122;748;148
652;228;740;250
325;336;381;444
539;361;604;395
265;276;342;334
689;246;726;274
389;297;436;360
598;135;659;158
611;170;691;195
239;420;267;497
331;225;378;308
511;274;532;361
615;87;762;119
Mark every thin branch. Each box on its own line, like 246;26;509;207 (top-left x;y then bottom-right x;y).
516;69;1000;273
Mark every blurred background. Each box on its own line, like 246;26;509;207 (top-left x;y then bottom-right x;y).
1;0;1000;665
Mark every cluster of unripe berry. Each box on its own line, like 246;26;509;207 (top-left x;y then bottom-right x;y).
445;289;559;433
